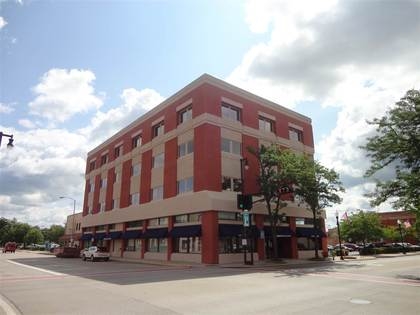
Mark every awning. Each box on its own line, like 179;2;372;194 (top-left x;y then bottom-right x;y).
108;231;122;239
219;224;245;237
296;227;326;237
81;233;93;241
121;230;142;239
95;232;107;240
169;225;202;238
264;226;294;237
142;228;168;239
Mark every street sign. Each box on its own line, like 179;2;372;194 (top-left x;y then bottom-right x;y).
243;210;250;227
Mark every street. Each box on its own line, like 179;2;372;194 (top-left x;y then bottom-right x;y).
1;251;419;315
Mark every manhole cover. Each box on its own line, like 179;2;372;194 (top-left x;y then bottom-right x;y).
350;299;371;305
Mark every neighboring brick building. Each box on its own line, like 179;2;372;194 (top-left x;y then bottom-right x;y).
81;74;326;264
60;212;83;247
379;210;417;244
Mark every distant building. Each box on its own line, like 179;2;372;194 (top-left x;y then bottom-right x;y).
81;74;326;264
60;212;83;247
378;210;417;244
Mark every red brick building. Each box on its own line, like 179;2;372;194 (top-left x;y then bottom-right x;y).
81;74;326;264
379;210;417;244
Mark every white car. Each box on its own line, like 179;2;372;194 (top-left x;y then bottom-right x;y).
81;246;110;261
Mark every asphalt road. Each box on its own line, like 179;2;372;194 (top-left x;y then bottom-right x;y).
1;251;419;315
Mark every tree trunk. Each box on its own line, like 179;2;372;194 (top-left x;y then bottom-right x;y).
271;224;279;260
313;209;319;259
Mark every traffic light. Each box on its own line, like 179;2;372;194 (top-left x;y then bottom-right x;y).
237;194;253;210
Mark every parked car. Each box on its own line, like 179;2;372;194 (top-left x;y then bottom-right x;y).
334;245;349;256
54;246;80;258
343;243;359;251
2;242;17;253
81;246;110;261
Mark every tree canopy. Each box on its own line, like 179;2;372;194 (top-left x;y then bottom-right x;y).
363;89;420;213
340;211;383;245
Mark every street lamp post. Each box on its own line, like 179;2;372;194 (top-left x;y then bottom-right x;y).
397;219;406;255
59;196;76;247
335;210;344;260
0;132;14;148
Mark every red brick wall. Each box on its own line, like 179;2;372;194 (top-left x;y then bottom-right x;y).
140;150;152;203
119;160;132;208
164;138;178;198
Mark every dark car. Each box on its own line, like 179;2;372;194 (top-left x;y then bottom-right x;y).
343;243;359;251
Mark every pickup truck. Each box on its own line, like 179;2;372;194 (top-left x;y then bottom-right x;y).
81;246;110;261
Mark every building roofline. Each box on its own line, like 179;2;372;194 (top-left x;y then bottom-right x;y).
88;73;311;156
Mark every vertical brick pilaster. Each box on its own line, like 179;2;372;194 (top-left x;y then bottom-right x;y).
164;138;178;198
167;216;174;261
289;217;298;259
255;214;265;260
105;167;115;211
120;160;132;208
140;150;152;204
92;175;101;214
201;210;218;264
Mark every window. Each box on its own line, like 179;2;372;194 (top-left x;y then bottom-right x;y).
222;177;242;192
114;145;122;158
108;224;115;230
178;140;194;157
289;127;303;142
131;164;140;177
125;239;141;252
111;199;115;210
149;217;168;226
100;154;108;166
100;178;107;189
178;105;192;124
99;202;105;213
175;213;201;223
219;236;243;253
173;237;201;253
96;225;106;231
221;103;241;122
152;153;164;168
221;138;241;155
114;172;120;183
152;121;165;138
152;186;163;200
130;193;139;205
148;238;167;252
218;211;241;221
296;218;305;225
89;161;95;171
178;177;193;194
132;135;141;149
259;116;275;133
89;181;94;193
126;220;143;228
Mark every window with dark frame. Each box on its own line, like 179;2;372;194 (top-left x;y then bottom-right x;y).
259;116;275;133
114;145;121;158
152;153;164;168
178;140;194;157
89;161;96;171
289;127;304;142
100;154;108;166
221;102;241;122
152;121;165;138
132;135;141;149
177;177;193;194
178;105;192;124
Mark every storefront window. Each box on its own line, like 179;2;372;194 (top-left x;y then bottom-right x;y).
125;239;141;252
173;237;201;253
147;238;167;252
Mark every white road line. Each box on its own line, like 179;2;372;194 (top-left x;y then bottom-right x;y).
0;294;20;315
6;260;65;276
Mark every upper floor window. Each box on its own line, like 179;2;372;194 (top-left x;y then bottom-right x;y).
99;202;105;213
100;154;108;166
221;138;241;155
153;153;164;168
96;224;106;231
289;127;303;142
149;217;168;226
259;116;275;133
152;186;163;200
89;181;94;193
131;164;140;177
126;220;143;228
114;172;120;183
178;140;194;157
130;193;140;205
132;135;141;149
175;213;201;223
153;121;165;138
218;211;241;221
222;176;242;192
114;145;122;158
100;178;107;189
222;103;241;122
178;177;193;194
108;224;116;230
178;105;192;124
89;161;96;171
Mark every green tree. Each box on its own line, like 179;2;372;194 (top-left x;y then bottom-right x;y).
363;89;420;215
42;225;65;243
250;145;299;260
0;217;11;245
10;222;31;245
293;157;345;258
24;228;44;245
340;211;383;246
382;226;399;242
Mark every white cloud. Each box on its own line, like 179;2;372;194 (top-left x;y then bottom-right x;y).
18;119;36;129
0;84;164;227
28;69;104;123
0;16;7;30
229;0;420;216
0;102;14;113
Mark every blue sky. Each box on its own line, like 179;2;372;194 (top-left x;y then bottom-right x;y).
1;0;419;228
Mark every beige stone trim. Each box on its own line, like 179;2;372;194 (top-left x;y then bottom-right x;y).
151;116;165;127
258;111;276;121
131;130;143;138
175;98;193;112
177;155;193;180
151;167;164;187
221;127;242;142
221;96;243;109
221;155;241;179
114;141;124;147
288;122;303;131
